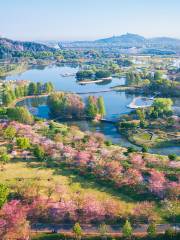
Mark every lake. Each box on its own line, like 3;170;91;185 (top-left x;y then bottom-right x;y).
6;64;180;155
7;65;134;120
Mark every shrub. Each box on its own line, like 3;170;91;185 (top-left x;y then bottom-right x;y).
147;222;157;238
73;223;83;240
122;220;133;239
105;140;112;146
165;228;175;239
127;146;137;153
99;223;108;239
33;145;45;161
168;154;177;161
76;70;94;80
0;184;9;208
7;107;34;124
95;70;111;79
16;137;30;150
142;145;149;153
0;153;10;167
4;126;16;140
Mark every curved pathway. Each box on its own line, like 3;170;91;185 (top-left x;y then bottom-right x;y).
12;90;114;107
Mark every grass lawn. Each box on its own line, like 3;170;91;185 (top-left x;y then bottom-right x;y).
136;132;151;140
0;160;134;211
130;131;153;146
31;232;180;240
129;130;173;148
32;234;64;240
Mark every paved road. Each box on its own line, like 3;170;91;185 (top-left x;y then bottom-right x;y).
31;223;180;234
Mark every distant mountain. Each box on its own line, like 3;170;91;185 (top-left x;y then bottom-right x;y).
1;34;180;58
0;37;55;58
96;34;180;48
149;37;180;47
60;33;180;53
96;33;146;46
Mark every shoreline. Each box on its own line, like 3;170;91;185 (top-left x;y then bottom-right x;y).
78;77;112;84
13;93;180;156
127;96;153;109
12;89;115;107
0;63;29;78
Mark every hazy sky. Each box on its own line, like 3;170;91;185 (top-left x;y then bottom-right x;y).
0;0;180;41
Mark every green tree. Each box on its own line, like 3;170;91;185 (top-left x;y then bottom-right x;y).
127;146;137;153
126;72;133;85
136;109;146;122
18;86;25;97
154;71;162;80
86;96;98;118
23;85;28;96
163;199;180;222
0;108;7;117
168;154;177;161
0;153;10;170
16;137;30;150
0;147;7;156
151;98;173;118
73;223;83;240
135;74;141;85
15;87;21;98
36;82;43;95
28;82;37;95
142;145;149;153
7;107;34;124
0;184;9;208
136;109;147;127
99;223;108;240
33;145;45;161
117;59;133;67
2;92;13;106
122;220;133;239
119;121;139;129
147;222;157;238
44;82;54;93
165;228;175;239
47;92;84;118
76;70;94;80
97;96;106;117
8;89;16;100
95;70;111;79
4;126;16;140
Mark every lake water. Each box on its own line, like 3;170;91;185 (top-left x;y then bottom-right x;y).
6;65;125;93
7;65;134;120
6;65;180;155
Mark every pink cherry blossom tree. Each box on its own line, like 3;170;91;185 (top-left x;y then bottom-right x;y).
0;200;30;240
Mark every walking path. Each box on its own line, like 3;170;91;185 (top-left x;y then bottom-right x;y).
10;94;49;107
12;89;114;107
31;223;180;234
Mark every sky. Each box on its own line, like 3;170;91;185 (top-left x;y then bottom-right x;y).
0;0;180;41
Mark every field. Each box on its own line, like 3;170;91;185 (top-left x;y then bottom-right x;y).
0;160;134;211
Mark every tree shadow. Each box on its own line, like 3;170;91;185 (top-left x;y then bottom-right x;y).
13;157;154;203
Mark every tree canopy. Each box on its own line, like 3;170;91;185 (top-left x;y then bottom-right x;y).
7;107;34;124
0;184;9;208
